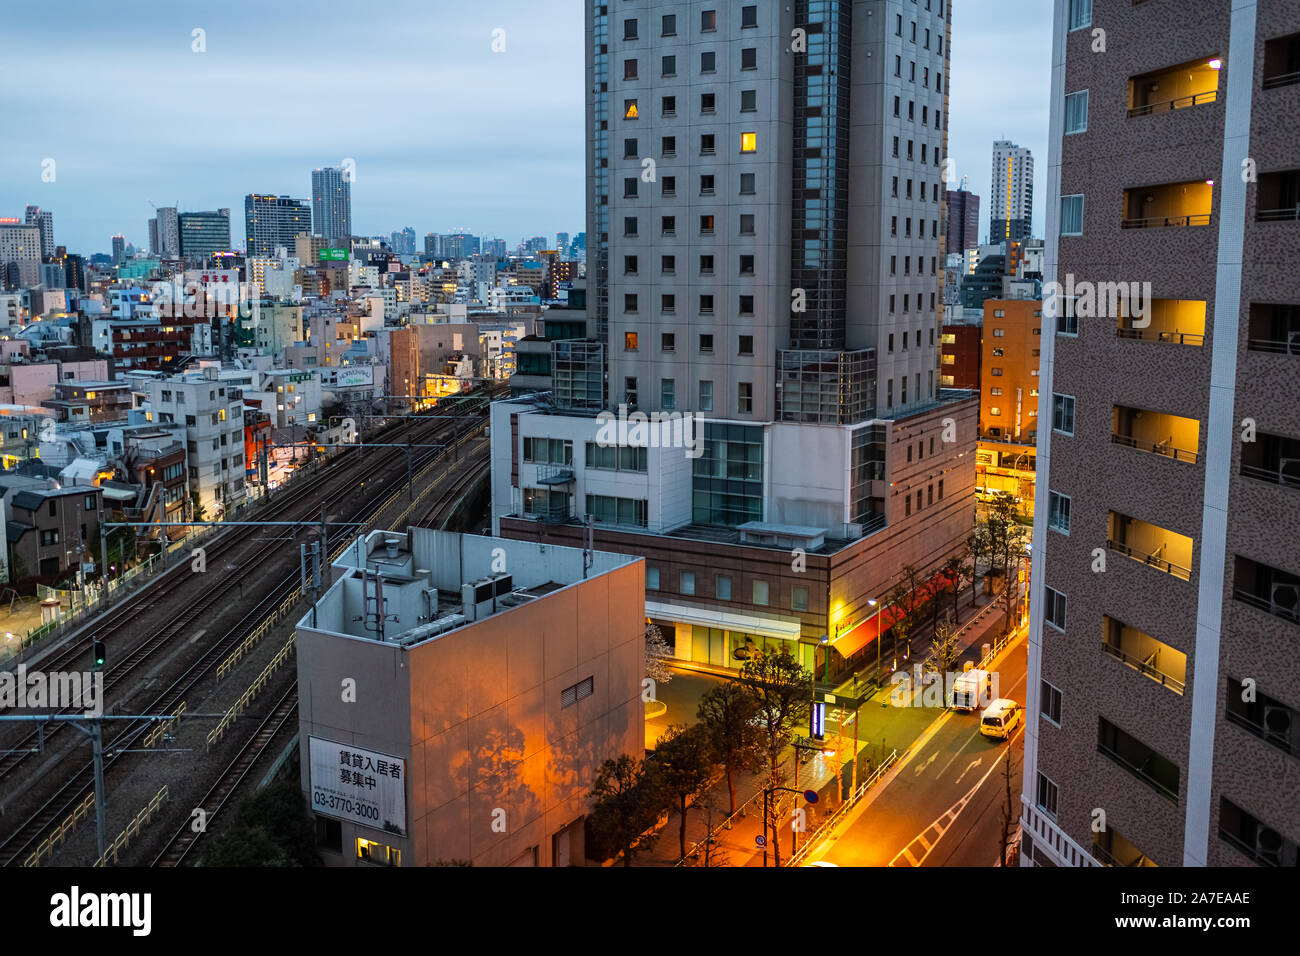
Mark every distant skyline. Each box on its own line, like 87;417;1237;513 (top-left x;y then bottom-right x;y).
0;0;1050;255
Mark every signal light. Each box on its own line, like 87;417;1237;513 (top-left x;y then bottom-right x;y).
92;639;106;671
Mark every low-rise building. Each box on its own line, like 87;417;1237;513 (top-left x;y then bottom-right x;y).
296;527;644;867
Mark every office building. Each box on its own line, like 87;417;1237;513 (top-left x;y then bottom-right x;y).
0;222;42;289
178;210;232;259
489;0;977;684
24;206;54;258
312;167;352;242
1021;0;1300;869
990;139;1034;244
975;298;1041;513
112;235;126;265
945;188;981;254
295;527;645;866
244;194;311;259
151;206;180;257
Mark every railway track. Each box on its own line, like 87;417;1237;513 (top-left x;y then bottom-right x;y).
0;396;497;865
151;682;298;867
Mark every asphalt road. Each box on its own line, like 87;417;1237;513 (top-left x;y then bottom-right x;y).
804;632;1029;867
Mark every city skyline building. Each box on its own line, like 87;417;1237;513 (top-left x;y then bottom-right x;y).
312;166;353;243
24;205;54;258
244;194;311;259
990;139;1035;244
946;188;981;253
178;209;232;259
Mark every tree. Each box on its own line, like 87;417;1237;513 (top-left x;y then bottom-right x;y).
200;777;322;867
190;491;207;522
587;754;662;866
645;623;674;687
887;563;926;663
942;554;969;620
925;612;960;679
966;525;993;605
1001;522;1031;634
697;681;764;815
691;787;732;868
653;723;716;862
999;735;1021;866
740;647;811;866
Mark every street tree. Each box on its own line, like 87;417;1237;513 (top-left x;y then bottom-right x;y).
999;735;1021;866
697;681;764;815
588;754;662;866
653;723;717;862
966;524;993;605
925;612;961;678
645;623;675;686
740;647;811;866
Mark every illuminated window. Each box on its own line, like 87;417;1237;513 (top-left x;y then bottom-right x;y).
624;332;639;351
356;838;401;867
624;99;639;119
741;132;758;153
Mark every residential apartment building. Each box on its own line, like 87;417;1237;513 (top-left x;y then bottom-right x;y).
244;194;311;259
131;366;247;517
990;139;1035;244
311;167;352;243
5;484;103;582
295;527;644;866
489;0;977;685
945;187;981;254
1022;0;1300;869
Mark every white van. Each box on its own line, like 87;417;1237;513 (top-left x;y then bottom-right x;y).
980;698;1022;739
952;668;993;711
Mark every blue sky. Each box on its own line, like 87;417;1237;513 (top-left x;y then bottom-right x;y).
0;0;1050;255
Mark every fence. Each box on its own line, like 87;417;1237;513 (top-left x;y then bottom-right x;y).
206;635;296;751
22;791;96;867
786;749;899;867
215;589;304;681
92;784;170;867
142;701;187;749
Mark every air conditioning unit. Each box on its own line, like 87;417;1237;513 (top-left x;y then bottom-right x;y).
1279;458;1300;487
1270;583;1299;618
1254;826;1284;865
1263;704;1293;744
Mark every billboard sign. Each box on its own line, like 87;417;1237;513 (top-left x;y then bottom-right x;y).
335;366;374;388
308;736;407;835
320;248;349;262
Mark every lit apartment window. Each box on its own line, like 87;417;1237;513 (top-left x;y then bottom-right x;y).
741;132;758;153
1064;90;1089;134
624;332;639;351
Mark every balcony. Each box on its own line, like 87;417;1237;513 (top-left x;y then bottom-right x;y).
1262;32;1300;91
1224;676;1299;757
1246;303;1300;355
1102;616;1186;694
1107;512;1194;581
1127;57;1221;117
1122;180;1213;230
1255;170;1300;222
1116;297;1206;347
1091;828;1158;868
1111;405;1201;464
1233;555;1300;625
1240;430;1300;488
1098;717;1181;803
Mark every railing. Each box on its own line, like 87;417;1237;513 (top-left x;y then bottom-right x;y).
215;589;302;681
1090;839;1154;868
1225;708;1297;757
93;785;170;867
1263;70;1300;91
1246;336;1300;355
23;792;96;867
206;635;295;750
1241;462;1300;488
142;701;187;749
1257;206;1300;222
1121;214;1212;229
1233;587;1300;625
1096;742;1179;803
786;749;899;867
1106;538;1192;581
1115;327;1205;347
1101;641;1186;694
1126;89;1218;117
1110;431;1199;464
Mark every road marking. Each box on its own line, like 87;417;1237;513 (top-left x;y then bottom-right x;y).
913;752;938;775
954;757;982;785
889;725;1026;867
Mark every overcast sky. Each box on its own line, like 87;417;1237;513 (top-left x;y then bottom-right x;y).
0;0;1050;255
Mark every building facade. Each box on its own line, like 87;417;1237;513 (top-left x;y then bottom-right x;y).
312;167;352;242
990;139;1035;245
1021;0;1300;869
244;194;311;259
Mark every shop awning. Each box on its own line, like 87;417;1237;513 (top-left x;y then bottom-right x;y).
830;567;959;659
644;599;802;641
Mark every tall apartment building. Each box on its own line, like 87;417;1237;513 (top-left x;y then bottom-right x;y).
178;210;232;259
24;206;54;258
311;167;352;242
990;139;1034;244
244;194;311;259
112;235;126;265
1022;0;1300;869
489;0;976;683
150;206;180;257
0;222;41;290
945;188;981;253
976;297;1041;513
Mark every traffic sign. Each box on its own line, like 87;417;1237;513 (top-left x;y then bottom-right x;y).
754;834;767;848
804;790;819;804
